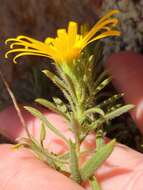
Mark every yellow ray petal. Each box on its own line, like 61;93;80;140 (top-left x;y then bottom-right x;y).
96;10;120;25
57;29;67;38
68;21;78;48
13;52;52;64
17;36;43;44
83;18;119;42
5;38;18;44
5;42;58;60
55;29;68;51
9;42;24;49
87;30;121;45
5;48;49;57
45;37;55;45
16;36;54;52
6;39;34;49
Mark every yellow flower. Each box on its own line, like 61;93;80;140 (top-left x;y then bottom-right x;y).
5;10;120;64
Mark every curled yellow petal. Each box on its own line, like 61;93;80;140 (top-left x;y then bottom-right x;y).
83;18;119;42
87;30;121;45
96;10;120;25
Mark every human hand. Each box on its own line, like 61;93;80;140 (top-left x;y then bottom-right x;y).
0;106;143;190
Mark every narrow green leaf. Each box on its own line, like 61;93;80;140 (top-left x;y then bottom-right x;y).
58;152;70;160
94;71;108;88
29;138;56;168
89;118;105;131
80;139;116;180
24;106;68;144
62;89;75;112
53;97;63;105
97;93;124;108
61;72;78;105
54;160;70;173
84;55;94;81
53;97;68;114
85;107;105;116
35;98;69;120
96;129;104;150
12;143;23;150
42;69;66;91
104;104;135;121
89;104;135;131
40;122;46;146
107;104;122;112
90;176;101;190
94;77;111;95
69;141;81;183
43;70;75;111
35;98;58;111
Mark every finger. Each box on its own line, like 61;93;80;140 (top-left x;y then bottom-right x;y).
94;143;143;190
1;141;143;190
106;51;143;133
0;144;84;190
0;105;32;140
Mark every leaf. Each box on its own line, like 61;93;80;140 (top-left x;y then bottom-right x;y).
53;97;68;114
104;104;135;121
61;73;77;104
89;118;105;131
94;71;108;88
94;77;111;95
90;176;101;190
40;122;46;146
107;104;122;112
80;139;116;180
12;143;23;150
85;107;105;117
96;129;104;150
29;137;56;168
69;140;81;183
43;70;75;111
58;152;69;160
24;106;68;144
18;137;53;165
35;98;70;120
89;104;135;131
84;55;94;81
42;69;66;92
97;93;124;108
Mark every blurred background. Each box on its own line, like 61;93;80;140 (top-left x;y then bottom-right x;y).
0;0;101;108
1;0;143;109
1;0;143;150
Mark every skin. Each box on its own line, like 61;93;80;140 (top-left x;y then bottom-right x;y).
0;51;143;189
106;51;143;133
